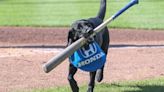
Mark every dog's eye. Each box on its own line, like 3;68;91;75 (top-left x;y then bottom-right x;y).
84;22;92;28
83;22;88;26
77;24;82;29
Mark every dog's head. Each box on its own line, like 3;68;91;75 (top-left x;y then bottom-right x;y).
70;19;94;40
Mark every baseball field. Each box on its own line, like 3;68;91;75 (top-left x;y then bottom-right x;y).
0;0;164;92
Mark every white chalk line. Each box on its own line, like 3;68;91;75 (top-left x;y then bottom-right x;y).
110;46;164;49
1;46;164;58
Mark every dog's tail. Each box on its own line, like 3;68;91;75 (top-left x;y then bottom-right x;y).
96;0;106;20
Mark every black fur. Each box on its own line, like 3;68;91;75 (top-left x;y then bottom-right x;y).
67;0;109;92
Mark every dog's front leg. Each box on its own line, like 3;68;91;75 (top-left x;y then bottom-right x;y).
68;64;79;92
87;71;96;92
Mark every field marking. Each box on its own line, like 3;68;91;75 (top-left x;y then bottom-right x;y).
110;45;164;49
21;46;164;54
1;45;164;58
33;48;63;53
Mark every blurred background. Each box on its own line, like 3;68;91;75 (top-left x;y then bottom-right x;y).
0;0;163;29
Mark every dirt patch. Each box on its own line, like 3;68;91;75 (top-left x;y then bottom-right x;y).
1;27;164;46
0;27;164;92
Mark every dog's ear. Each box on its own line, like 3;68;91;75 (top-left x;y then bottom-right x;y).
68;28;74;39
68;28;78;41
67;29;74;46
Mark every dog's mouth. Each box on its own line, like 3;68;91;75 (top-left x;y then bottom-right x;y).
73;31;82;40
73;32;95;44
74;26;93;38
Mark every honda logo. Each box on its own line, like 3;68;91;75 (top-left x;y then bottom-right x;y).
79;43;97;58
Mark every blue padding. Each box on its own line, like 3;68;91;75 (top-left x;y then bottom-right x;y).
69;42;106;72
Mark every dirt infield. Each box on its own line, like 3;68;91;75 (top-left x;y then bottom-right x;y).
0;27;164;92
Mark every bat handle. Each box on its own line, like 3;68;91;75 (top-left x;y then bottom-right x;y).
93;0;139;35
112;0;139;20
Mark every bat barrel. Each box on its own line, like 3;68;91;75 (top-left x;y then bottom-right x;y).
43;37;87;73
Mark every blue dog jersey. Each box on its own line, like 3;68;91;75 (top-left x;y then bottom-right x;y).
69;42;106;72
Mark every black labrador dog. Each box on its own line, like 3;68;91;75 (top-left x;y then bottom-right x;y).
67;0;109;92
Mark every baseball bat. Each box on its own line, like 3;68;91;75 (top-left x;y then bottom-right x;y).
43;0;139;73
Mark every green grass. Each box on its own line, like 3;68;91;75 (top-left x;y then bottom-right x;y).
27;77;164;92
0;0;164;29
